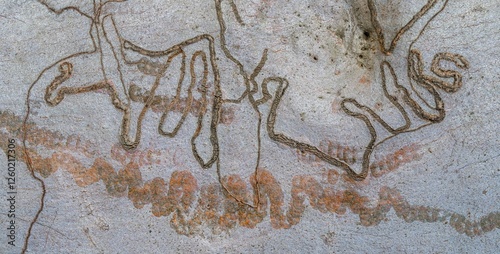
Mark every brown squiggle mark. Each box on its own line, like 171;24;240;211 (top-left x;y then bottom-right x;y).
3;110;498;237
263;0;470;181
17;152;500;237
295;140;422;179
1;110;168;183
15;0;477;251
128;84;207;115
22;1;254;249
296;140;360;165
128;84;235;125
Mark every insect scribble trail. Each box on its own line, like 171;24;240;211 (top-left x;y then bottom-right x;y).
22;0;250;250
18;0;477;252
3;112;499;238
20;0;103;251
251;0;469;180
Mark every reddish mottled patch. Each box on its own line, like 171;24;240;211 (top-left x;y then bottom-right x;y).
358;75;370;85
370;144;422;178
29;152;57;178
111;144;163;165
296;139;422;179
129;85;209;116
219;105;235;125
326;169;340;185
1;110;498;237
296;139;358;165
54;152;99;186
331;98;341;113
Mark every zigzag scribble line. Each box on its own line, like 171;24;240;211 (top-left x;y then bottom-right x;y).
1;110;498;238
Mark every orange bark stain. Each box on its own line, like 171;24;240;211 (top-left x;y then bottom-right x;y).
370;144;422;178
296;140;359;166
1;110;498;237
295;139;422;179
358;75;370;85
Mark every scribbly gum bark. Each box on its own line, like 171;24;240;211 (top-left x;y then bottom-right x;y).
0;0;498;252
2;108;498;239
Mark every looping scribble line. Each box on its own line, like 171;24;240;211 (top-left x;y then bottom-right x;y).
259;0;469;181
19;0;477;251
